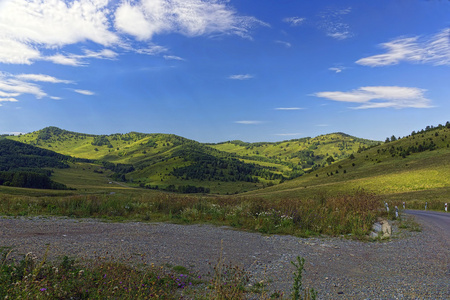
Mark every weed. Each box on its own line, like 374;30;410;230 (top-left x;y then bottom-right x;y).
290;256;317;300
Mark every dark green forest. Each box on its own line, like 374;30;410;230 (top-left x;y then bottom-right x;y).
0;139;71;190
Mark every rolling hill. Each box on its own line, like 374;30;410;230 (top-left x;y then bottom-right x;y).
246;122;450;205
6;127;379;194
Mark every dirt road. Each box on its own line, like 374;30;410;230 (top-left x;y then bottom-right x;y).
1;214;449;299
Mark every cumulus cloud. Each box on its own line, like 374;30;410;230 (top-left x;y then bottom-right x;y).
74;89;95;96
283;17;305;26
0;0;265;66
314;86;432;109
356;28;450;66
228;74;254;80
0;0;118;65
235;120;262;125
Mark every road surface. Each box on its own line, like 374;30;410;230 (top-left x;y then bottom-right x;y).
404;210;450;249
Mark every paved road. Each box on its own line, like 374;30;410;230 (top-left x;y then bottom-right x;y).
404;210;450;249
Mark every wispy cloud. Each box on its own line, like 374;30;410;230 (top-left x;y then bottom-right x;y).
356;28;450;66
73;89;95;96
228;74;254;80
42;49;118;67
164;55;185;61
283;17;305;26
114;0;269;40
15;74;73;84
235;120;262;125
318;7;353;40
275;40;292;48
275;107;303;110
314;86;432;109
328;67;345;73
0;72;76;105
0;73;47;101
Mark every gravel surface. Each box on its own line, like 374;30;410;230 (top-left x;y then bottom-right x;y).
1;214;449;299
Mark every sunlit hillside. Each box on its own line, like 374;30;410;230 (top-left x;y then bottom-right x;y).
246;123;450;204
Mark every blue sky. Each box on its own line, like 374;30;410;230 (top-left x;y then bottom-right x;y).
0;0;449;143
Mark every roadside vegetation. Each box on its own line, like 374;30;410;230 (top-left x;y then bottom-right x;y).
1;246;314;299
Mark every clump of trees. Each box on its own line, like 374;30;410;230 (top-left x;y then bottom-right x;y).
0;139;73;190
0;171;70;190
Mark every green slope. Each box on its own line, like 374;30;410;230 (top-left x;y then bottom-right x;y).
211;133;380;174
246;123;450;204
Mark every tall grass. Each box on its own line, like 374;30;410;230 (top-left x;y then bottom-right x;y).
0;189;382;237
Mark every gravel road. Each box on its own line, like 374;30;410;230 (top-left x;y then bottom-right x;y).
1;213;449;299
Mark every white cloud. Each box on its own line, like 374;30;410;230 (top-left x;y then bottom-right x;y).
275;40;292;48
275;107;303;110
0;72;76;105
43;49;118;67
164;55;185;61
0;37;41;64
44;54;85;66
283;17;305;26
0;0;118;65
235;120;262;125
135;45;169;56
0;97;19;102
329;67;344;73
318;7;353;40
228;74;254;80
0;0;265;66
0;73;47;99
356;28;450;66
314;86;432;109
114;0;268;41
74;89;95;96
15;74;73;84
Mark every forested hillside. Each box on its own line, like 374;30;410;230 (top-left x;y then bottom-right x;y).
0;139;72;190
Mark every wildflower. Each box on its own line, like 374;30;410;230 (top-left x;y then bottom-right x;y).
40;288;47;292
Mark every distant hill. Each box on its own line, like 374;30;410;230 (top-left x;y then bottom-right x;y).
6;126;379;194
0;139;72;190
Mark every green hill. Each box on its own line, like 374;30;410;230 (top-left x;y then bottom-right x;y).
246;122;450;205
7;127;380;194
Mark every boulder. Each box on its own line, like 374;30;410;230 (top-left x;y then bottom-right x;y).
370;218;391;238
